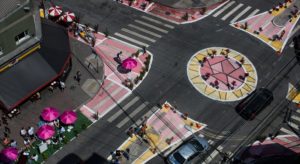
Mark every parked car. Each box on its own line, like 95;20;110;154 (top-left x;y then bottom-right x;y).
167;136;209;164
235;88;273;120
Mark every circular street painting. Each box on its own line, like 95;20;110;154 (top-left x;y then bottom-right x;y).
187;47;258;102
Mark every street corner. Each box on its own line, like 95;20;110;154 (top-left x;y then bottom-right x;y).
231;0;300;53
109;102;206;164
187;47;258;102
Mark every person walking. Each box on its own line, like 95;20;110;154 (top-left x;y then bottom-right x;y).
20;127;27;138
59;81;65;91
74;71;81;85
10;139;17;147
28;126;35;140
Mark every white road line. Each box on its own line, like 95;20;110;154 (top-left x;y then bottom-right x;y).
204;145;223;163
213;1;236;17
245;9;260;19
107;97;140;122
83;105;96;114
134;108;157;126
93;87;123;110
230;6;251;23
280;127;295;135
221;3;244;21
114;33;149;47
116;102;149;128
128;24;162;38
135;20;169;33
121;28;156;42
208;140;214;144
291;115;300;122
297;110;300;114
289;122;299;130
141;16;175;29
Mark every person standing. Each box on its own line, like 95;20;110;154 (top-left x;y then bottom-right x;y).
59;81;65;91
20;127;27;138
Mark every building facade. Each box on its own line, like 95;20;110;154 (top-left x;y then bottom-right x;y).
0;0;42;67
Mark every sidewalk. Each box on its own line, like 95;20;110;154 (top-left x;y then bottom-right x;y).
116;0;228;24
108;102;207;163
69;30;153;122
232;0;300;53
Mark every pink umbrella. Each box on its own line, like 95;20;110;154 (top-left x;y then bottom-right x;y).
122;58;137;70
60;111;77;125
1;147;18;161
48;6;62;17
37;125;55;140
60;11;76;23
41;107;59;122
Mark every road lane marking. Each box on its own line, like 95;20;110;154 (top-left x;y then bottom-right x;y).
213;1;236;17
107;96;140;122
221;3;244;21
230;6;251;23
116;102;149;128
114;33;149;47
280;127;294;135
128;24;162;38
93;87;123;110
291;115;300;122
121;28;156;42
245;9;260;19
141;16;175;29
135;20;169;33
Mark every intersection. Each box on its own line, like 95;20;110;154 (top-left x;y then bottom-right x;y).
1;0;300;163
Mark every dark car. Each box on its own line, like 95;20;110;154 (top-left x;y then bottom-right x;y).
235;88;273;120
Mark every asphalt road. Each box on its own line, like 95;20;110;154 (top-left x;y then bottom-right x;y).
43;0;300;163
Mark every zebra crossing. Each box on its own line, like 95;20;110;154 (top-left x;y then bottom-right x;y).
104;94;158;129
280;109;300;135
113;15;176;48
210;1;260;23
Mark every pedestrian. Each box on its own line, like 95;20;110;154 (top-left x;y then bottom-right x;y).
31;154;38;162
28;126;35;139
36;92;41;100
20;127;27;138
4;126;10;133
59;81;65;91
2;137;10;146
74;74;81;85
117;51;122;59
48;85;54;93
10;139;17;147
23;138;31;148
121;150;130;160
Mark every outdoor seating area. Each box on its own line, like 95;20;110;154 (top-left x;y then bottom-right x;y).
0;107;92;163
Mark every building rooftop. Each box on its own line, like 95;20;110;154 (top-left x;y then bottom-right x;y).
0;0;27;20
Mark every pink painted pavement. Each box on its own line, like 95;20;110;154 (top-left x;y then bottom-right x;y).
69;30;151;121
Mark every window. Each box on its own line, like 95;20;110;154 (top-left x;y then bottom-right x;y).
0;47;3;56
15;30;30;45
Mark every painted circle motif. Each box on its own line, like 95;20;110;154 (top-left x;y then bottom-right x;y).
187;47;258;102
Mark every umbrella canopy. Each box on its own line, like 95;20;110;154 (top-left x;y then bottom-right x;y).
60;11;76;23
1;147;18;161
121;58;138;70
41;107;60;122
37;125;55;140
60;111;77;125
48;6;62;17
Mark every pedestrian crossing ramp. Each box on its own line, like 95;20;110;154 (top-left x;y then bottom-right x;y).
210;1;260;24
113;15;176;48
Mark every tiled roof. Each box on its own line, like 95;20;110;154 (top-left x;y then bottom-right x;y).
0;0;27;19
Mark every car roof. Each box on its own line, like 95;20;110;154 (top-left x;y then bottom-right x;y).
178;143;197;159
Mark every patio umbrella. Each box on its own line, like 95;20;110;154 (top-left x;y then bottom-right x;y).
121;58;137;70
1;147;18;161
60;111;77;125
41;107;60;122
60;11;76;23
48;6;62;17
37;125;55;140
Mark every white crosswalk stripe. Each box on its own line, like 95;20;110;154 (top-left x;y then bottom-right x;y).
213;1;236;17
211;1;260;23
280;110;300;135
221;3;244;21
113;15;175;48
230;6;251;23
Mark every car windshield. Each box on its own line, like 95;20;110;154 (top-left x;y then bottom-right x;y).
173;152;186;163
189;139;204;152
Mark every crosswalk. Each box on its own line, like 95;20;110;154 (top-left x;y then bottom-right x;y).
279;109;300;135
104;94;159;129
112;15;176;48
210;1;260;23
